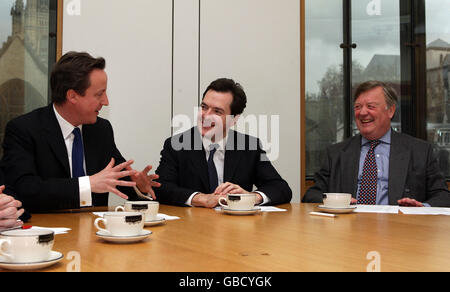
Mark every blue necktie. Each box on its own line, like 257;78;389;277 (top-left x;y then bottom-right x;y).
208;144;219;194
72;128;85;178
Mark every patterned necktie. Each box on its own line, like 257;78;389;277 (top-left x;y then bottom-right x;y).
72;128;86;178
358;140;381;205
207;144;219;194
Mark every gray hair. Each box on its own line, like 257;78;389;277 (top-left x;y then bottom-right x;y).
353;80;398;109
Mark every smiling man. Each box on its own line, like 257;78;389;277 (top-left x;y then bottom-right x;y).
155;78;292;208
303;80;450;207
1;52;160;212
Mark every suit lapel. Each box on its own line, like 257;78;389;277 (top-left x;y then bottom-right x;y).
388;131;410;204
224;130;243;183
340;135;361;197
82;124;97;175
42;105;71;176
188;128;210;190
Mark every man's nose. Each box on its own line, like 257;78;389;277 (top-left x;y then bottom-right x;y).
359;106;369;116
103;94;109;106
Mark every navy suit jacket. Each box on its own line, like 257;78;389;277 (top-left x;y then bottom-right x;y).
155;127;292;206
1;104;139;212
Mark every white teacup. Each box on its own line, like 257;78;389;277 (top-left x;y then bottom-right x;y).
94;212;144;237
322;193;352;208
219;194;256;211
0;229;54;263
115;201;159;222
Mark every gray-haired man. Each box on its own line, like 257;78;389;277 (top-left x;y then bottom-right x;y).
303;80;450;207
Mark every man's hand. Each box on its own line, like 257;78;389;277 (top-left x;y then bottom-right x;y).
0;185;24;229
90;158;139;200
214;182;263;204
398;198;424;207
127;165;161;200
191;193;226;208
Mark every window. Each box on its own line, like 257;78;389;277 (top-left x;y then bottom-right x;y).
306;0;450;180
0;0;57;158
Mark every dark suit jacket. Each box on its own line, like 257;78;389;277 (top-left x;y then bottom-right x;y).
0;167;8;193
302;131;450;207
1;104;139;212
1;153;32;222
155;127;292;206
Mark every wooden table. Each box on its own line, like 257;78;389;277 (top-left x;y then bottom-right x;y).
6;203;450;272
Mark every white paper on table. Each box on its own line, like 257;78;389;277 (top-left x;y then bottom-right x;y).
399;207;450;216
259;206;287;212
92;212;180;221
30;226;71;235
157;214;180;221
354;205;399;214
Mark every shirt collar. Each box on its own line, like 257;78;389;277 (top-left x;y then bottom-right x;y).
361;128;392;146
202;131;229;152
53;104;82;139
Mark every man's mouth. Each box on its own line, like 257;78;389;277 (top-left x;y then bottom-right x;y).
360;119;374;124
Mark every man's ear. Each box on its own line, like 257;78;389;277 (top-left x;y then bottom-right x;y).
388;104;396;120
66;89;78;105
229;114;240;128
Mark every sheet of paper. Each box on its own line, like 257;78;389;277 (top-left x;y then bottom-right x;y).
157;213;180;221
30;226;71;235
399;207;450;216
259;206;287;212
354;205;399;214
93;212;180;221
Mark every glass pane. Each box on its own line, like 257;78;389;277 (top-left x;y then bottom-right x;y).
0;0;52;157
426;0;450;178
305;0;344;177
351;0;402;135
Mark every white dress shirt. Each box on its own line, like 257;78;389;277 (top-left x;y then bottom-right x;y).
185;133;270;206
53;105;92;207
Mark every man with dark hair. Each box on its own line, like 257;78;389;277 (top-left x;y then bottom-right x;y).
1;51;160;212
155;78;292;208
303;80;450;207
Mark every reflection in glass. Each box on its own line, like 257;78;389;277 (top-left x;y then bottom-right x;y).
0;0;50;157
305;0;344;177
426;0;450;178
351;0;401;135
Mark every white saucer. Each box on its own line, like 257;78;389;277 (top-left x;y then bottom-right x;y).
317;205;357;214
144;215;166;227
222;207;262;216
96;230;152;243
0;251;64;271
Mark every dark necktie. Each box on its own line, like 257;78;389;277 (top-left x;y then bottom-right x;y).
72;127;86;178
358;140;381;205
207;144;219;194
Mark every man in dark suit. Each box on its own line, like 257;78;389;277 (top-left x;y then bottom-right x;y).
1;52;160;212
155;78;292;208
303;80;450;207
0;168;24;229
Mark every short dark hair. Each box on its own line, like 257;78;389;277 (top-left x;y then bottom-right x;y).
50;51;106;105
202;78;247;116
353;80;398;108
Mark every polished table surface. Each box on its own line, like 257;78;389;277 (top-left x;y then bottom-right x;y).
7;203;450;272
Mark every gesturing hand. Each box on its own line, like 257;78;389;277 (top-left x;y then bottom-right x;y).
127;165;161;200
90;158;138;200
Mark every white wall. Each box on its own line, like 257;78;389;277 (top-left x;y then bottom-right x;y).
63;0;302;204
